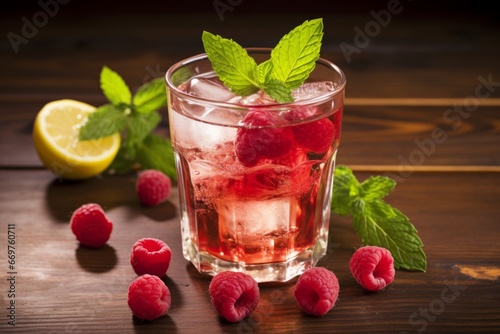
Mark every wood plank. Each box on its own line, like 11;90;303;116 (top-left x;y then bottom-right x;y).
2;100;498;169
338;105;500;169
0;169;498;333
1;11;499;98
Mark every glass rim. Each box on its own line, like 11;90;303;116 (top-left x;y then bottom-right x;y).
165;47;346;110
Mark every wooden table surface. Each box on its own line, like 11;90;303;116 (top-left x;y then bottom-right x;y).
1;1;499;333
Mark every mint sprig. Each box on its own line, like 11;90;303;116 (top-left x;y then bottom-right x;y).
202;18;323;103
201;32;260;97
331;166;427;271
79;66;176;180
270;18;323;89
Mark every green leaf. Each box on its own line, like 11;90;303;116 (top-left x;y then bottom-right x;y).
107;146;136;174
353;200;427;272
331;166;359;216
270;18;323;89
127;110;162;144
263;79;293;103
202;31;260;96
331;165;427;271
123;111;161;160
133;77;167;113
256;59;273;87
78;104;127;140
135;133;177;180
360;176;396;201
100;66;132;106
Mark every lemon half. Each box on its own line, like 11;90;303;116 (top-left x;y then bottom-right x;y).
33;99;121;180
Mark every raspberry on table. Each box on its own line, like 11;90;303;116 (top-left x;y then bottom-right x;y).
136;169;172;206
130;238;172;277
127;274;171;321
235;110;294;166
294;267;339;316
349;245;395;292
70;203;113;248
209;271;260;322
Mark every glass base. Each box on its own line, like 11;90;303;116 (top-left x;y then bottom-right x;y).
182;236;329;283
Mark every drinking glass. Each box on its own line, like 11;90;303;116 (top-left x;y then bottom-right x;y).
166;49;346;282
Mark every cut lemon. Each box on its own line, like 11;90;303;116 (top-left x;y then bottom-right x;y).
33;99;121;180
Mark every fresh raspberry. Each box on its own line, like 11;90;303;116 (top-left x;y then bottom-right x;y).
294;267;339;316
349;246;395;292
235;110;294;166
285;106;335;154
130;238;172;277
292;118;335;154
209;271;260;322
127;274;171;321
70;203;113;248
136;169;171;206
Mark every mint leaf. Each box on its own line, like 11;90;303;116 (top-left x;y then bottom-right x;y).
353;201;427;271
121;110;162;160
331;165;427;271
202;19;325;102
100;66;132;106
256;59;272;87
77;66;176;177
360;176;396;201
136;133;176;180
271;18;323;89
202;31;259;96
79;104;127;140
107;146;136;174
127;110;161;144
331;166;359;216
133;77;167;113
263;78;293;103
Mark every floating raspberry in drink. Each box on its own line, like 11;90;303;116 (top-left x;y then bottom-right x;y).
285;106;335;154
235;110;294;166
349;245;395;291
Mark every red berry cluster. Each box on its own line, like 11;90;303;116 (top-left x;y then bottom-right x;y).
209;245;395;321
235;106;338;167
69;170;171;248
68;170;173;321
128;238;173;321
68;169;396;323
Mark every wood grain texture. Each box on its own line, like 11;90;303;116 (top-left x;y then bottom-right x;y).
1;3;499;333
1;8;499;98
0;170;499;333
1;101;498;169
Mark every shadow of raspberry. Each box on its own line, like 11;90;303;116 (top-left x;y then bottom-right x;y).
75;244;118;273
45;172;177;223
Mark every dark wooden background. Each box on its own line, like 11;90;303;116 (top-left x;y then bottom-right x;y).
1;1;499;333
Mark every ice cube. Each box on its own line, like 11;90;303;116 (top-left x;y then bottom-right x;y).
292;81;334;102
199;107;243;127
171;111;237;151
218;198;293;237
185;77;236;102
227;90;276;105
